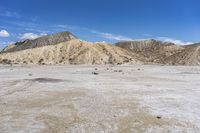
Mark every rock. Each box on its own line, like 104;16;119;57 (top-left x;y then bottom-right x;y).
1;59;12;64
92;72;99;75
113;115;117;118
156;116;162;119
114;70;122;72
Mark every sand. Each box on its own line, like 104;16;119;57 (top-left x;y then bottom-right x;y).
0;65;200;133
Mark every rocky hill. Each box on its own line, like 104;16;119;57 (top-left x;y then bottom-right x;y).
116;39;184;63
1;31;77;53
162;43;200;65
0;31;200;65
0;39;141;65
116;40;200;65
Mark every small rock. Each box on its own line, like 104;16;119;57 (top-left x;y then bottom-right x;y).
156;116;162;119
95;68;98;71
118;70;123;72
92;72;99;75
28;74;33;76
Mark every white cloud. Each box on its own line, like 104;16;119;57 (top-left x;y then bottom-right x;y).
0;11;21;18
0;30;10;37
55;24;132;41
99;32;132;41
91;30;132;41
157;37;193;45
20;33;47;40
56;25;75;29
20;33;39;40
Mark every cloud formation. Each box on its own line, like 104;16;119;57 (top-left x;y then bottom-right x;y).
55;24;133;41
56;25;78;30
92;31;133;41
20;33;47;40
0;30;10;37
157;37;193;45
0;11;21;18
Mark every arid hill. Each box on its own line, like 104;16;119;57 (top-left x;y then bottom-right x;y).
116;39;183;63
161;43;200;65
0;39;141;65
116;40;200;65
0;31;200;65
1;31;77;53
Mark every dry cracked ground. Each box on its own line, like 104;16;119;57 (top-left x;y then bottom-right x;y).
0;65;200;133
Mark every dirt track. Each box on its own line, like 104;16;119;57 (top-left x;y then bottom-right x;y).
0;65;200;133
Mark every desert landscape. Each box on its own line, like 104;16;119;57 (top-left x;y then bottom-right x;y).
0;64;200;133
0;32;200;66
0;32;200;132
1;0;200;132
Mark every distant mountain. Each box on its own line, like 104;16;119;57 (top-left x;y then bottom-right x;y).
1;31;77;53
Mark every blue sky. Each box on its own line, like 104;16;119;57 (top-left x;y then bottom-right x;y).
0;0;200;48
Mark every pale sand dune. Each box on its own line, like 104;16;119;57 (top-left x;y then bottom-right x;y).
0;65;200;133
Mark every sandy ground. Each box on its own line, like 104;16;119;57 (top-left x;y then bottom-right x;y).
0;65;200;133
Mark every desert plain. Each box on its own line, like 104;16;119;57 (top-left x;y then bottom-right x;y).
0;64;200;133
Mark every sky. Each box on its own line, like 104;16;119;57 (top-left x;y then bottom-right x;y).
0;0;200;48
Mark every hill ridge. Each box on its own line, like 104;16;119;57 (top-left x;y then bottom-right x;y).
1;31;77;53
0;32;200;65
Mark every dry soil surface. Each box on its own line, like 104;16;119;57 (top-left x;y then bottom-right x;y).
0;65;200;133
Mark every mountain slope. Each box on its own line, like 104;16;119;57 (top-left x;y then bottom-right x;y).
162;44;200;65
1;31;200;65
116;40;184;63
0;39;141;65
1;31;77;53
116;40;200;65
